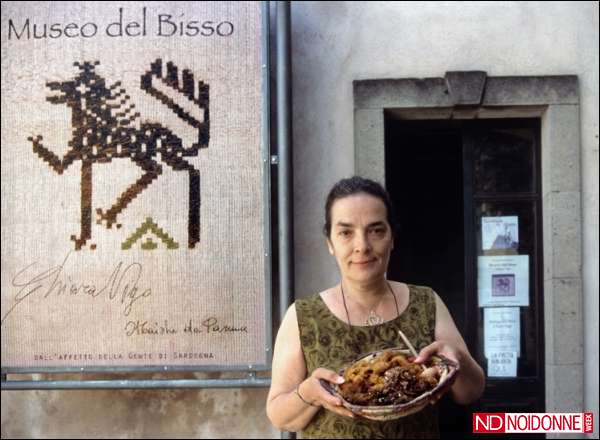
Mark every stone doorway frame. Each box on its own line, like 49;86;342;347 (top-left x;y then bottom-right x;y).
353;72;582;414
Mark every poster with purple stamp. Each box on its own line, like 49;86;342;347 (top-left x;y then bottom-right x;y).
477;256;529;307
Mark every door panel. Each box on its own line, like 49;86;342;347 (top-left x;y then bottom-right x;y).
385;118;544;438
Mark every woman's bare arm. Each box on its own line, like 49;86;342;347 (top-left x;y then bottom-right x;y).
414;292;485;405
266;304;354;432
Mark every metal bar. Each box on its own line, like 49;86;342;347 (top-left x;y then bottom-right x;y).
1;364;270;375
261;0;274;368
1;377;271;391
473;193;539;202
277;0;293;323
276;2;295;439
462;127;478;362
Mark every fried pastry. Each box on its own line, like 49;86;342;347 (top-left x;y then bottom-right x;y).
339;350;442;406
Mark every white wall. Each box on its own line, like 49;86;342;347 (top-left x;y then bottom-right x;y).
291;0;598;432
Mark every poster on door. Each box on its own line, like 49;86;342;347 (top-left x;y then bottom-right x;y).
487;351;518;377
484;307;520;358
482;216;519;251
478;255;529;307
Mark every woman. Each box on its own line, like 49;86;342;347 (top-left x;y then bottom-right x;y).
266;176;485;438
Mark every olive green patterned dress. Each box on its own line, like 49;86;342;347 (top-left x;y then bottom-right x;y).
295;284;440;439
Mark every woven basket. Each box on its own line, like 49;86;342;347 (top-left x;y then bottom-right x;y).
321;348;459;421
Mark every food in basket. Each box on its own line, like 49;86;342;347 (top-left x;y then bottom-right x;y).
338;349;442;405
320;348;459;420
338;349;443;405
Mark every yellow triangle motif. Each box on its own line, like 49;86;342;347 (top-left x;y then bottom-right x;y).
122;217;179;250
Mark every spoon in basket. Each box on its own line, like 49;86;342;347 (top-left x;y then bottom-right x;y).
398;329;426;371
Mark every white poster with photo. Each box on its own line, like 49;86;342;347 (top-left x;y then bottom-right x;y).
484;307;520;358
487;351;518;377
482;216;519;251
478;255;529;307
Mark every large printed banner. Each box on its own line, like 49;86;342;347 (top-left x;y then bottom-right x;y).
1;2;268;369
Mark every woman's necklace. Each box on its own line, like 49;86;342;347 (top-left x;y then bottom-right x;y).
340;281;400;326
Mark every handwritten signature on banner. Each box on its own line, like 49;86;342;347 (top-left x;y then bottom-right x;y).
1;252;152;325
124;318;249;337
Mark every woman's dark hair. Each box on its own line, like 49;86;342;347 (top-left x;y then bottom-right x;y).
323;176;398;239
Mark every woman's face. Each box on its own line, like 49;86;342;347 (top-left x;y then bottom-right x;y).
326;193;394;285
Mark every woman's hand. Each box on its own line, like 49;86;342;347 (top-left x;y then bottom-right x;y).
413;340;462;405
413;340;461;365
300;368;356;419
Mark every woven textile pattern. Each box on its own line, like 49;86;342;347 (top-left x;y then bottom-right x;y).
1;1;266;368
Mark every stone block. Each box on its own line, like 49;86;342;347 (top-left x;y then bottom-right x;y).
541;105;581;196
354;108;385;182
552;278;583;364
542;191;582;280
545;364;583;412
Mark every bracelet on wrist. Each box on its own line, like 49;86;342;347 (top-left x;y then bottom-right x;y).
294;383;318;407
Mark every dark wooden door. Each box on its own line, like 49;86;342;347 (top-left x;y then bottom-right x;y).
385;118;545;438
